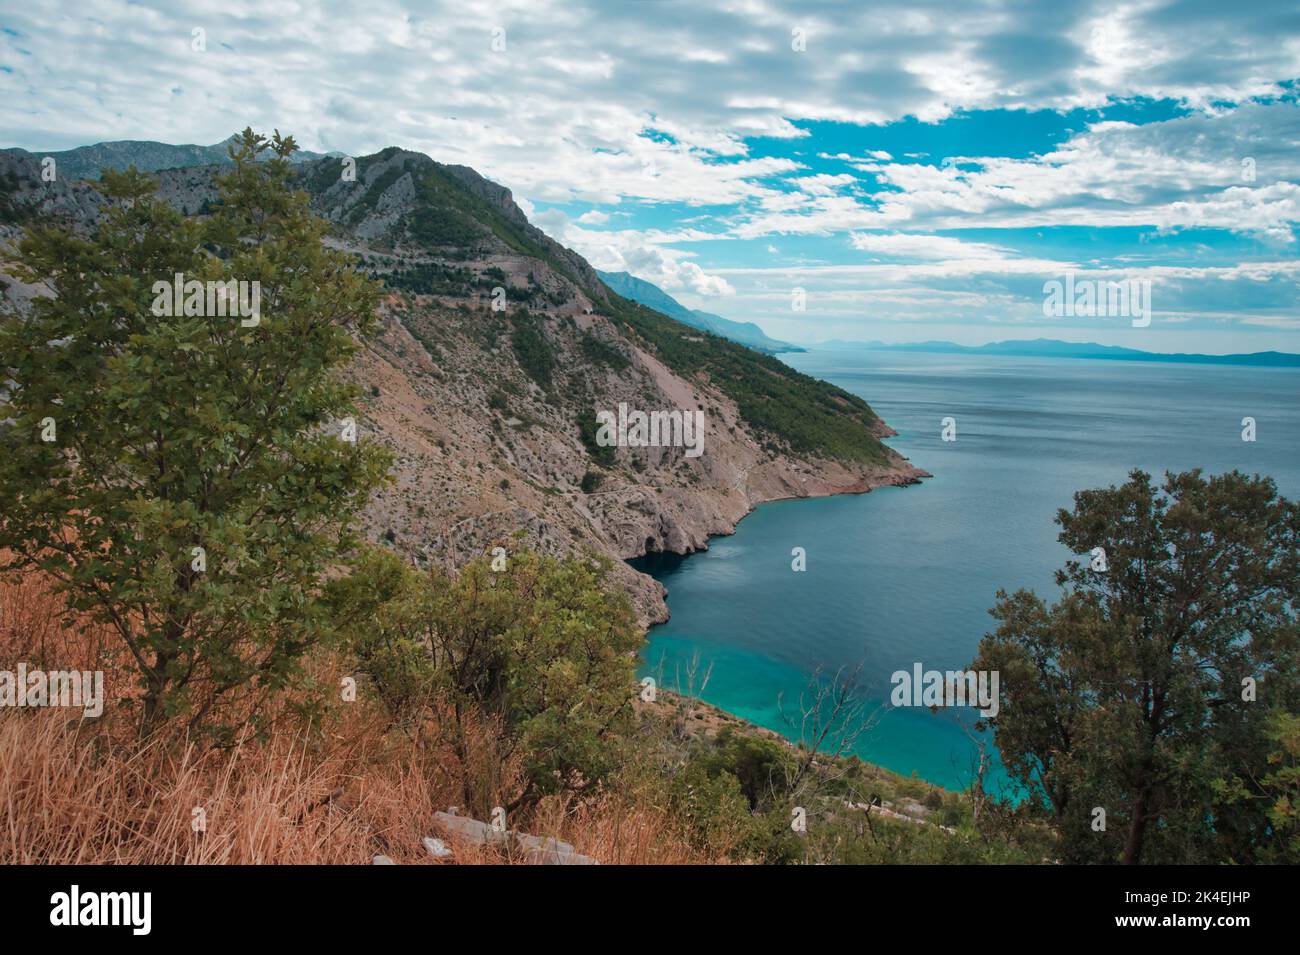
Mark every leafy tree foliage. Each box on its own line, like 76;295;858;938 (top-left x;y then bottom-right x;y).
974;469;1300;863
0;129;391;738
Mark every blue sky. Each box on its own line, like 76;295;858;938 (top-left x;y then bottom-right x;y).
2;0;1299;352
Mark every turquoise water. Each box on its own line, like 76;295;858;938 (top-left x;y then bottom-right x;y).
635;350;1300;794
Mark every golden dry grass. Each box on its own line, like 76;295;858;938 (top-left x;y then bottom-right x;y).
0;561;722;865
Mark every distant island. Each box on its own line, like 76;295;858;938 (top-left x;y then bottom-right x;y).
812;338;1300;368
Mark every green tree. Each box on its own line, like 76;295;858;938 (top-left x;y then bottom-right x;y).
323;545;437;728
328;546;644;812
1259;711;1300;861
974;469;1300;863
0;129;391;738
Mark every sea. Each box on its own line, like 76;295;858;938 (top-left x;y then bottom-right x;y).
633;349;1300;793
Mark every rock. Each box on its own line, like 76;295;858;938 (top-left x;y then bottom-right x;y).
431;811;599;864
422;836;453;858
515;833;598;865
432;810;510;846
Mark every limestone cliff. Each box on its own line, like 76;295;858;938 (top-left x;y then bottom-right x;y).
0;144;928;625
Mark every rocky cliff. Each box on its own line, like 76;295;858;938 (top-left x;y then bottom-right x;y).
0;143;927;624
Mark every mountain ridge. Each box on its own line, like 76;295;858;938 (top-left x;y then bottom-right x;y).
596;269;803;355
1;132;335;183
0;141;924;624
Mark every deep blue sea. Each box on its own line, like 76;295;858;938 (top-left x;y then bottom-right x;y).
634;349;1300;794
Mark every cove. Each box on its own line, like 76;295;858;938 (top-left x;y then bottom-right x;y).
634;349;1300;794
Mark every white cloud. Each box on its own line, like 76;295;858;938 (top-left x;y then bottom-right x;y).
646;254;736;297
4;0;1298;215
704;257;1300;348
532;208;734;296
731;102;1300;241
849;233;1015;260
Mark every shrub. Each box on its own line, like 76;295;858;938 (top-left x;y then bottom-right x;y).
328;547;644;810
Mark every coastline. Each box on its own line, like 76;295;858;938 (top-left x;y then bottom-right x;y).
623;449;964;794
625;452;930;627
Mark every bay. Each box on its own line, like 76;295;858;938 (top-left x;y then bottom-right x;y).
635;349;1300;793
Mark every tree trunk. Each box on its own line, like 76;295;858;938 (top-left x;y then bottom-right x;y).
1123;784;1150;863
139;610;185;737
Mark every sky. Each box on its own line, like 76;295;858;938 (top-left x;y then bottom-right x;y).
2;0;1299;353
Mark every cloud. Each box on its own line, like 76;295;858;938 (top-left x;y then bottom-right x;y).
532;207;734;296
626;249;736;296
849;233;1016;260
704;258;1300;346
3;0;1298;211
732;102;1300;240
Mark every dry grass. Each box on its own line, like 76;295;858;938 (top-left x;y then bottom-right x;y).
1;708;433;864
530;791;733;865
0;562;723;865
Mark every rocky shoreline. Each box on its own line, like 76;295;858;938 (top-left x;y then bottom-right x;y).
625;456;930;626
0;147;929;630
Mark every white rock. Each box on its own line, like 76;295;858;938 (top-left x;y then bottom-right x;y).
422;836;453;858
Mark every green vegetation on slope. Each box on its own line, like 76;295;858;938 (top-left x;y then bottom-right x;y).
598;291;892;465
579;332;631;371
509;310;555;389
408;164;580;282
0;168;32;224
329;545;644;811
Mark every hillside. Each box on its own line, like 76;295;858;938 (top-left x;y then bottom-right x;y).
597;269;803;354
0;144;925;623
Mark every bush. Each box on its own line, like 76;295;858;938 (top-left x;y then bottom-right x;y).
702;727;797;811
327;546;644;810
577;413;616;467
580;333;631;371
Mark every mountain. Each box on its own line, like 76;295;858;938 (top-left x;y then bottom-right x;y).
597;269;803;355
0;133;333;182
817;338;1300;368
0;144;923;624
